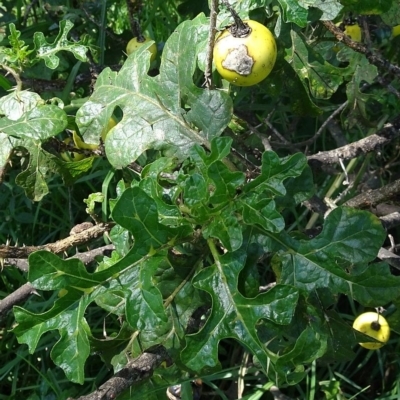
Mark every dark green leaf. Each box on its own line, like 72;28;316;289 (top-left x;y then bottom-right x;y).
243;152;307;196
272;207;400;305
203;205;242;251
239;194;284;233
13;288;91;383
181;251;299;373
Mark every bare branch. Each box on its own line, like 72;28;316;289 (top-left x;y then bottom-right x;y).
0;283;39;318
68;348;170;400
0;245;115;319
204;0;219;88
0;223;113;259
307;116;400;166
344;179;400;209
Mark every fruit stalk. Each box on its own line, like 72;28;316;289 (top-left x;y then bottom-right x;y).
220;0;251;37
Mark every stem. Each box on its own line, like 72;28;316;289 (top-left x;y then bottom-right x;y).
204;0;219;89
163;258;203;308
371;320;381;331
126;0;145;41
207;238;222;267
1;64;22;91
220;0;250;37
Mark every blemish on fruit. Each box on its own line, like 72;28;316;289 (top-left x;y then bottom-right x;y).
222;44;254;76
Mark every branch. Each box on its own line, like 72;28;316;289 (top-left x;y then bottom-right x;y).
0;245;115;318
322;21;400;80
0;283;39;318
3;244;115;273
0;223;113;259
344;179;400;209
204;0;219;88
307;116;400;166
68;348;170;400
379;211;400;230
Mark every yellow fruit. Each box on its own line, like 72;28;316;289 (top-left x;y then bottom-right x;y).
344;23;362;42
392;25;400;39
60;137;86;162
101;116;117;142
72;130;99;151
352;312;390;350
126;37;157;62
213;20;277;87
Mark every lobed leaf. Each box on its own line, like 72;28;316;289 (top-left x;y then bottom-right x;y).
33;19;89;69
181;251;299;373
76;15;232;168
272;207;400;305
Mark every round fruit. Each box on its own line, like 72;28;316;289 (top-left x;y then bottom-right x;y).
101;116;117;142
126;37;157;62
392;25;400;39
344;23;362;42
60;137;85;162
213;20;277;87
352;312;390;350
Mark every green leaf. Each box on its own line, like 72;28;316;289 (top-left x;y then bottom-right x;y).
13;288;91;384
190;137;233;172
298;0;343;21
0;105;67;141
33;20;88;69
276;0;308;27
76;15;232;168
125;255;169;333
345;57;378;128
181;251;299;373
280;61;322;117
111;186;178;253
243;152;307;196
340;0;393;15
28;251;102;290
239;195;285;233
183;173;209;206
203;205;243;251
3;23;34;66
275;326;328;385
272;207;400;305
0;90;41;120
276;166;315;208
287;31;345;99
50;307;91;384
207;161;245;205
15;146;74;201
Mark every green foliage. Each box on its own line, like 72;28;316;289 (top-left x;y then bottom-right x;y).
1;0;400;398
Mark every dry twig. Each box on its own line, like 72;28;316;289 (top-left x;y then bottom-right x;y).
0;223;113;259
68;349;170;400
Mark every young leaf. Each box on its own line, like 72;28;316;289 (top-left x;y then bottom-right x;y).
243;152;307;196
33;20;89;69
